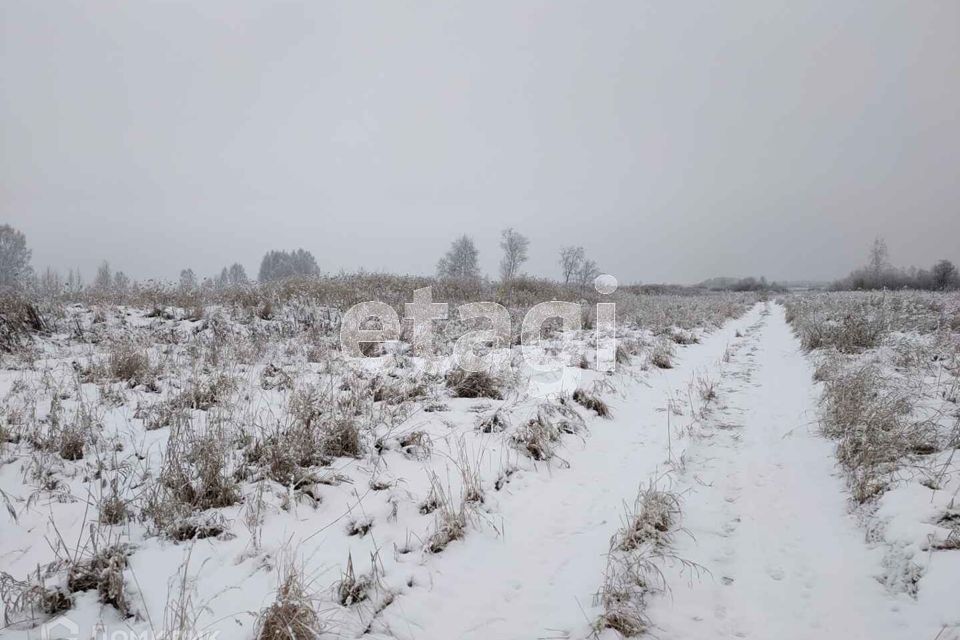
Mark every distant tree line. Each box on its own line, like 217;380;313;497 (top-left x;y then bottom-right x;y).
434;230;602;292
216;263;249;288
2;222;611;295
701;276;786;293
258;249;320;282
833;237;958;291
20;223;953;297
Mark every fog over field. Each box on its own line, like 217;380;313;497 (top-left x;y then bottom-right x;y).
2;1;959;284
1;4;959;640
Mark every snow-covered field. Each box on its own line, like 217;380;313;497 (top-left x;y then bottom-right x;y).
1;290;957;639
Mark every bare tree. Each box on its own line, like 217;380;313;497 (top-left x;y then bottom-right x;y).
39;268;63;297
931;259;958;290
578;258;600;291
113;271;130;294
0;224;33;289
258;249;319;282
228;263;248;285
179;268;197;290
212;263;247;289
436;235;481;280
868;236;889;284
559;246;584;285
94;261;113;291
498;228;529;282
258;252;288;282
67;268;83;294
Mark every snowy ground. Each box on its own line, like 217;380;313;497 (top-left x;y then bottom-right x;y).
1;293;957;639
648;303;954;640
376;302;759;640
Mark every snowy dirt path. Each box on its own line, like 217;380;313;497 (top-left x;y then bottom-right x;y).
377;307;764;640
649;304;929;640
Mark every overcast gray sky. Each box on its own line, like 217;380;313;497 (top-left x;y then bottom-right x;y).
2;1;958;284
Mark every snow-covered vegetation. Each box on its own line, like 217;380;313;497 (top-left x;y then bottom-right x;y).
3;281;959;639
784;291;960;612
0;280;753;639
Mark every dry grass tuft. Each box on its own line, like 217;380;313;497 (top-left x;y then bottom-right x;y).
650;341;674;369
445;369;503;399
0;296;46;353
145;422;240;536
99;493;129;525
256;564;322;640
594;563;651;638
477;409;509;433
426;508;467;554
510;399;584;461
45;402;99;461
594;482;681;637
616;488;680;552
319;416;364;458
167;513;227;542
696;376;718;404
0;571;73;626
670;330;698;345
138;399;186;431
67;544;131;616
57;425;86;460
820;363;938;502
785;297;888;354
397;429;432;459
107;343;154;386
261;363;294;391
802;314;885;353
424;480;468;554
572;389;610;418
346;516;374;538
335;553;372;606
175;374;236;411
512;417;559;461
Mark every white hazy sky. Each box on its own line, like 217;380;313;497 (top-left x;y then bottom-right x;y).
2;1;958;284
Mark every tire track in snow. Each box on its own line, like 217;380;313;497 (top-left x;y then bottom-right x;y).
374;307;764;640
648;304;925;640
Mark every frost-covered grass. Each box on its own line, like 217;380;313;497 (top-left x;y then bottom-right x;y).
784;291;960;598
0;285;750;637
594;482;682;637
